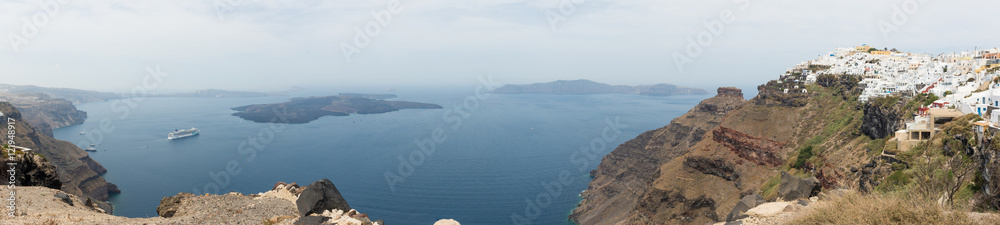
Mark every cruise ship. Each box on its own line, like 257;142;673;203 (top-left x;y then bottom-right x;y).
168;128;200;140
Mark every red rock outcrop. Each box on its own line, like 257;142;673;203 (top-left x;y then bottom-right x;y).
711;127;786;166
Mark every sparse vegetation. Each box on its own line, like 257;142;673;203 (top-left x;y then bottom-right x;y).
808;64;831;71
884;140;899;155
766;82;997;223
870;96;902;110
805;135;825;147
791;192;975;224
902;93;938;115
760;174;782;200
684;73;1000;224
866;138;886;153
873;113;982;209
877;170;910;192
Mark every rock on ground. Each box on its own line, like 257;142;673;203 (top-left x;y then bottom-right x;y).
776;171;820;201
726;194;765;222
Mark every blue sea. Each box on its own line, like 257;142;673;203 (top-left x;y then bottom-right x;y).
53;87;707;225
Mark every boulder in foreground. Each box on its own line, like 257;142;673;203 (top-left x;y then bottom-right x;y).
726;194;765;222
297;179;352;217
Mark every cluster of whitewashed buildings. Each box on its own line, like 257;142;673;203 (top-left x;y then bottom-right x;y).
781;45;1000;149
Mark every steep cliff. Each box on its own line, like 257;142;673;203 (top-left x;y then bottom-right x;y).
0;93;88;136
0;102;117;202
573;79;880;224
570;87;745;224
0;148;62;190
859;97;904;140
975;123;1000;210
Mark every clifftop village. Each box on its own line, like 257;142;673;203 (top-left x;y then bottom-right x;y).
780;45;1000;151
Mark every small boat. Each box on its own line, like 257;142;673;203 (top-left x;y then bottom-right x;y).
78;132;86;135
168;128;200;140
85;148;97;152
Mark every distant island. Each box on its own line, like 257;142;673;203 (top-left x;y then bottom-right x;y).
338;93;397;100
494;79;708;96
231;94;442;123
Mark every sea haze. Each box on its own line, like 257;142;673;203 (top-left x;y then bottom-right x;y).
53;87;706;224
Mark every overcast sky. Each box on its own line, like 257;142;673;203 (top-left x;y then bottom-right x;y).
0;0;997;92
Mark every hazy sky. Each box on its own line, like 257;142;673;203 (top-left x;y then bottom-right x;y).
1;0;997;92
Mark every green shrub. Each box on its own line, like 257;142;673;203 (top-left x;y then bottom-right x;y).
891;162;908;171
877;170;911;193
794;146;814;168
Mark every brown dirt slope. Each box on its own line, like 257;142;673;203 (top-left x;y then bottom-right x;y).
573;83;879;224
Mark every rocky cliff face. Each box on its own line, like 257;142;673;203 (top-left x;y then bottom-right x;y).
976;131;1000;209
0;93;88;136
753;81;809;107
570;87;745;224
711;127;786;167
0;149;61;190
979;148;1000;209
0;102;116;202
573;82;879;224
860;98;904;139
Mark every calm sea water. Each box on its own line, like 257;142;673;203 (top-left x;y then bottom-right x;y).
53;87;706;225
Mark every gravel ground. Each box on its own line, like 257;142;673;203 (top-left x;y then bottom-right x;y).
718;197;1000;225
0;186;297;225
